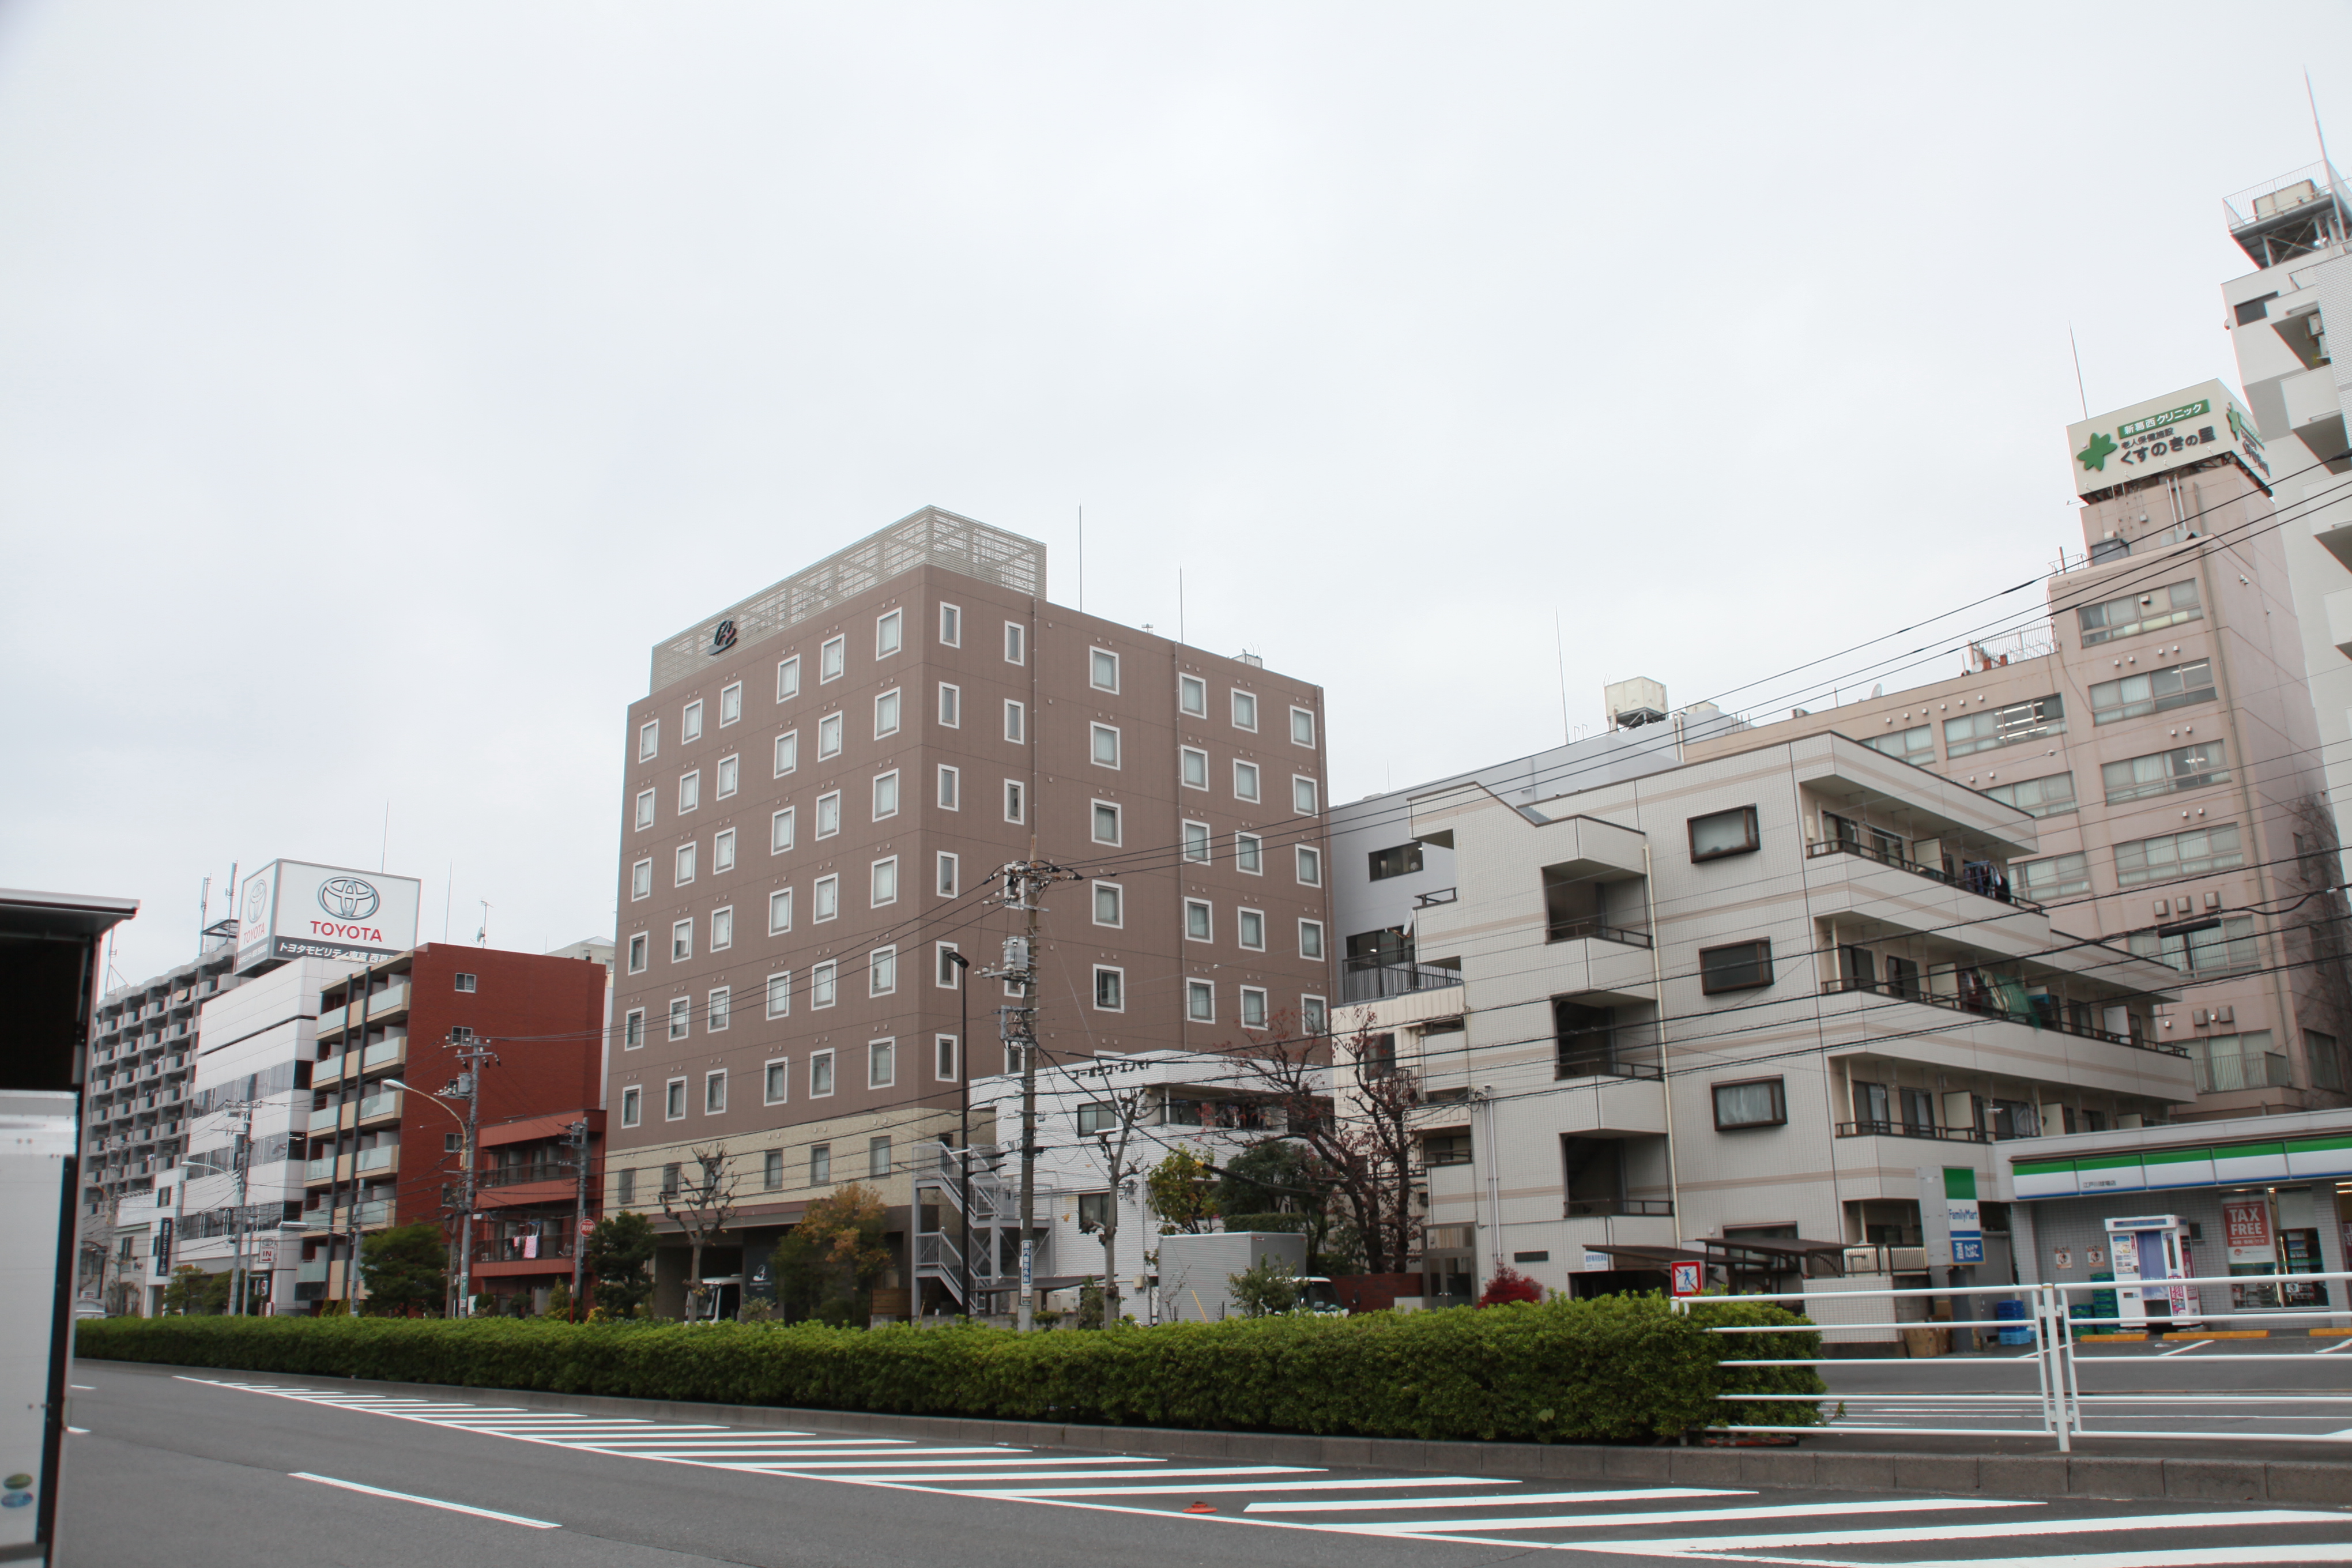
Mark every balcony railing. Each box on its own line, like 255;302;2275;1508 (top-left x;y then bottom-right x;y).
1339;959;1464;1004
1413;887;1458;909
1553;1053;1663;1083
2194;1050;2294;1094
1835;1120;1996;1144
479;1162;578;1190
1545;917;1652;948
1563;1197;1673;1219
1820;976;2187;1058
1807;838;2045;914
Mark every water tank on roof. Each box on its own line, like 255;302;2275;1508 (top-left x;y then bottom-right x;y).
1605;676;1669;730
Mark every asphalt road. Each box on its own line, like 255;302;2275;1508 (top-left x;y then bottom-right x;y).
58;1361;2352;1567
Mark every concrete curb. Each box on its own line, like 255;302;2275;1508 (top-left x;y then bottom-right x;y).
130;1363;2352;1507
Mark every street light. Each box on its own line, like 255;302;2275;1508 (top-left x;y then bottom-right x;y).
944;950;973;1316
385;1077;476;1317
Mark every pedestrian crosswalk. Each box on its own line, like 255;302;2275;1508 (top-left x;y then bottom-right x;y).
180;1377;2352;1564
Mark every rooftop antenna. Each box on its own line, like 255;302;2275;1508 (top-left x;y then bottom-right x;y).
1077;505;1084;613
2068;325;2089;420
380;800;390;872
444;861;454;943
476;900;491;947
1552;613;1571;745
1178;568;1185;648
2310;70;2350;246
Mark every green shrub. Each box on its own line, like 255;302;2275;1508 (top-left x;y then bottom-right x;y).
76;1293;1822;1444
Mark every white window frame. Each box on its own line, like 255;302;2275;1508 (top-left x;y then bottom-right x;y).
1238;907;1265;951
938;682;960;729
820;635;846;683
935;942;962;989
627;933;647;974
936;851;959;897
770;806;796;854
1090;647;1120;693
710;906;734;952
774;729;799;777
1093;964;1125;1012
1185;898;1213;943
816;711;843;759
1240;985;1269;1030
620;1084;642;1126
1236;832;1263;875
1291;706;1315;747
937;764;960;811
679;770;702;813
811;962;838;1011
1233;760;1260;802
631;858;652;901
1302;996;1328;1036
623;1008;646;1050
939;602;962;647
1292;774;1319;815
935;1034;958;1082
1092;800;1122;846
1299;918;1325;960
713;827;736;873
719;681;742;728
1178;673;1206;717
683;699;704;743
868;1134;892;1181
716;754;739;800
1186;979;1215;1023
776;656;801;702
873;770;900;821
1004;620;1026;665
809;1047;836;1096
875;608;902;659
871;856;899;909
1180;745;1209;790
667;998;691;1042
814;790;842;839
674;842;697;887
707;985;732;1032
765;971;791;1019
1005;779;1026;824
813;875;839;924
1004;699;1026;744
1295;845;1323;885
634;789;655;831
638;719;659;761
671;919;693;961
664;1076;687;1120
809;1143;832;1184
1093;881;1124;928
1091;722;1121;769
1182;820;1211;863
868;1037;896;1088
1231;689;1258;731
763;1057;790;1106
869;946;898;997
874;687;902;738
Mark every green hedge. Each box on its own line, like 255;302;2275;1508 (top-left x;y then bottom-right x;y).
77;1295;1822;1444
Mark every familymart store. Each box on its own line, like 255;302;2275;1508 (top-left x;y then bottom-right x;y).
1997;1107;2352;1332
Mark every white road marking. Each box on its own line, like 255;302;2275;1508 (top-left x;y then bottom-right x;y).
2158;1339;2211;1357
69;1384;95;1390
2320;1337;2352;1354
66;1427;88;1435
290;1471;560;1528
834;1466;1326;1486
1319;1497;2037;1535
963;1473;1473;1498
1704;1548;2352;1568
1561;1507;2343;1555
1246;1487;1750;1513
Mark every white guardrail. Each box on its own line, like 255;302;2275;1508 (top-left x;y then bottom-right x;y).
1676;1269;2352;1452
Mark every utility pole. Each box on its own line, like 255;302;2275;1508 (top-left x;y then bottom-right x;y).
944;950;973;1314
986;860;1078;1331
566;1118;590;1318
452;1039;493;1314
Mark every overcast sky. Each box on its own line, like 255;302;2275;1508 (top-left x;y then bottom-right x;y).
6;3;2347;982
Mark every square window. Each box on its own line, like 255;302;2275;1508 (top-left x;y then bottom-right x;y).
704;1070;727;1114
1240;986;1268;1028
869;1134;892;1180
1238;909;1265;950
719;682;742;728
1299;919;1325;959
777;657;801;702
623;1009;645;1050
627;933;647;973
873;770;900;820
936;851;959;897
939;603;962;647
715;828;737;874
1699;939;1774;994
1302;995;1328;1035
868;1039;895;1088
813;875;839;922
710;907;734;951
938;683;960;728
665;1078;687;1119
1005;700;1026;744
1291;707;1315;747
634;789;655;831
820;635;845;682
809;1143;831;1185
1092;801;1122;845
716;755;739;798
1094;966;1125;1011
1004;621;1026;665
679;771;702;813
1094;883;1123;926
871;857;899;907
1712;1077;1787;1130
764;1058;789;1106
1236;832;1262;874
936;1034;958;1081
1292;775;1318;814
810;1050;835;1096
708;985;731;1030
1183;820;1211;862
1186;980;1215;1023
817;712;843;759
1005;779;1026;823
1180;746;1208;789
936;943;962;987
770;807;796;854
811;962;837;1009
1090;648;1120;692
937;764;960;811
683;700;704;742
1295;845;1322;885
763;1148;783;1190
675;842;697;885
815;791;841;838
1231;690;1257;730
1688;806;1761;862
620;1085;641;1126
774;730;799;777
1091;723;1121;768
1178;673;1206;717
671;919;693;961
631;858;652;900
876;609;902;658
638;720;659;761
454;971;476;992
1233;761;1260;802
875;688;901;738
869;945;898;995
667;998;691;1041
765;971;791;1019
1185;899;1212;941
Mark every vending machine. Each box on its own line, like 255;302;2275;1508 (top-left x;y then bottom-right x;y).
2105;1213;2193;1329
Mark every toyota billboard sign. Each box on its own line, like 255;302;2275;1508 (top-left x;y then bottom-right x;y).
234;860;421;974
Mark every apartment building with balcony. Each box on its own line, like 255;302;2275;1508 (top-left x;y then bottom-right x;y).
80;925;241;1218
468;1109;605;1313
300;944;605;1309
607;508;1332;1317
1684;403;2351;1121
1332;732;2187;1303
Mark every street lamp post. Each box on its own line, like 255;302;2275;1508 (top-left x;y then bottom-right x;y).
944;950;973;1315
385;1076;473;1317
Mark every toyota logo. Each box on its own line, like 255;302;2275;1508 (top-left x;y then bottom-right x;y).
318;876;381;921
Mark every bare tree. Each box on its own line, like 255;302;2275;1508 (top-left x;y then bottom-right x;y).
659;1144;740;1321
1068;1058;1158;1325
1239;1021;1424;1275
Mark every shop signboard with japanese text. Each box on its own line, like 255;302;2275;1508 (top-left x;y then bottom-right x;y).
2067;379;2270;497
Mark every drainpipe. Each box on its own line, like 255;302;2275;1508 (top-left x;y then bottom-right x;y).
1644;840;1682;1237
1479;1084;1500;1273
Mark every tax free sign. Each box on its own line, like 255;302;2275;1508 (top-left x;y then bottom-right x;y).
2066;379;2270;497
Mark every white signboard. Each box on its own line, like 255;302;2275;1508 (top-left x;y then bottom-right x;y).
235;861;421;975
2067;379;2270;497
